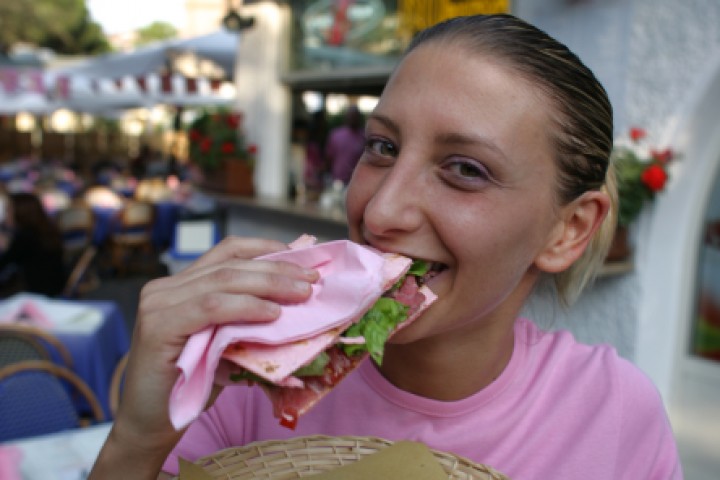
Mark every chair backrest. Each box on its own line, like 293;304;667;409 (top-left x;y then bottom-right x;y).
0;325;74;369
62;245;98;298
0;360;105;442
56;203;94;231
118;200;154;229
56;202;94;249
0;330;51;368
109;352;129;417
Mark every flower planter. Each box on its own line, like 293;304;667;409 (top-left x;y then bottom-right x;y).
199;160;254;197
605;226;631;262
225;161;255;197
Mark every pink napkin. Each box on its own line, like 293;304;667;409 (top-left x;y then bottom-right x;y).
0;300;54;329
169;239;388;430
0;445;23;480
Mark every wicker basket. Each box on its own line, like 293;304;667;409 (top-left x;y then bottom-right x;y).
190;435;509;479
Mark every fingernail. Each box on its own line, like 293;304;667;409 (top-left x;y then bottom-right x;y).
304;268;319;279
294;280;310;291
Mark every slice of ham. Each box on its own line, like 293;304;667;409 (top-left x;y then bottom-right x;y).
168;238;414;430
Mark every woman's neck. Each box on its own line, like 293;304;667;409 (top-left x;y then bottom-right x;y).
378;313;517;401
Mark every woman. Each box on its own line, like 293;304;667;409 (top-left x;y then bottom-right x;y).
0;192;66;297
90;14;681;479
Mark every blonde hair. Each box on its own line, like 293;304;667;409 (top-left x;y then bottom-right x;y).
554;163;618;305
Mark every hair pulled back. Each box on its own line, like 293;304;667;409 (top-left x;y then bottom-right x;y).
10;192;63;253
405;14;617;305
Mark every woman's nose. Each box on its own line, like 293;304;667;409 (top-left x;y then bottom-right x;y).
362;159;426;237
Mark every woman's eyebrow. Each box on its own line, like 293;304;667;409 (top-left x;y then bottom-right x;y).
435;131;508;161
368;112;509;162
366;113;400;135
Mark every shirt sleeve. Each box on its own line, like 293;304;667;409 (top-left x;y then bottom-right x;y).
613;359;684;479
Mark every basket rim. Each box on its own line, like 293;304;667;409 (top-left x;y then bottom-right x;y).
191;434;510;479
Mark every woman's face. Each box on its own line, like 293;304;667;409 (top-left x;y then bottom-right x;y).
346;42;567;342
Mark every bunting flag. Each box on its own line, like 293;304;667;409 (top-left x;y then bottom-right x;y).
0;69;23;95
55;76;70;99
1;67;232;111
81;73;226;97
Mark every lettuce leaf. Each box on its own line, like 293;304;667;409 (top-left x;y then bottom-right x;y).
390;259;429;291
407;259;430;277
341;297;409;365
292;351;330;377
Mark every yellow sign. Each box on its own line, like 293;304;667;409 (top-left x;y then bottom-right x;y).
399;0;510;34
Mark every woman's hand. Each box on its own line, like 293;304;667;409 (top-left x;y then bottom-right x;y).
90;236;319;479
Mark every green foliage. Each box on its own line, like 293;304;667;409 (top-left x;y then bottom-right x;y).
186;108;256;171
0;0;110;55
613;147;654;227
135;22;178;47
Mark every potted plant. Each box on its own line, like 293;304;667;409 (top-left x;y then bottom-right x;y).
607;127;675;261
187;108;257;196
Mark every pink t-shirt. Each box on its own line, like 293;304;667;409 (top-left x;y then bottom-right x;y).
163;318;683;479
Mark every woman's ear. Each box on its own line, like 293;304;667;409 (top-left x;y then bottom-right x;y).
534;190;611;273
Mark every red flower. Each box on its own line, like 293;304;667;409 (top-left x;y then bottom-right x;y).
221;142;235;154
651;148;673;164
226;114;240;129
189;129;202;142
629;127;647;142
200;138;212;153
247;144;258;155
641;164;668;192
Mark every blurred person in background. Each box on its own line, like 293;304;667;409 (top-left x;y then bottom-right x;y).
0;192;66;297
325;105;365;185
304;110;329;200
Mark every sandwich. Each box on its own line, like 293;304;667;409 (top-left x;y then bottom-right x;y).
169;235;438;430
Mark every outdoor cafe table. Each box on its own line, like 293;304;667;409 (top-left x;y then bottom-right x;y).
0;293;131;419
0;421;112;479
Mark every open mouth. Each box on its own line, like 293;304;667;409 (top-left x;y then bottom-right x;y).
418;261;448;286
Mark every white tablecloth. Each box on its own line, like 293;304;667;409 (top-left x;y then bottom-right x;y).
0;422;112;480
0;293;103;334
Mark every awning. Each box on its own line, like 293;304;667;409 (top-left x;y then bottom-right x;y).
0;31;240;114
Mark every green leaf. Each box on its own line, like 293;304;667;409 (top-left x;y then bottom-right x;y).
341;297;409;365
292;352;330;377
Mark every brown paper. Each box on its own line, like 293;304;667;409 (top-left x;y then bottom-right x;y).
307;441;448;479
178;457;213;480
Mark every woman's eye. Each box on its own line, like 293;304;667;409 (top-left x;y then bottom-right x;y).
446;160;489;180
365;138;398;157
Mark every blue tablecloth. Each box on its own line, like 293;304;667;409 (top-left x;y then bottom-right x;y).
53;300;130;419
90;207;120;247
152;201;181;249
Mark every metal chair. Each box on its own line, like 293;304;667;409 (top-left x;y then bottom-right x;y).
0;360;105;442
55;201;95;264
109;352;129;417
0;324;74;369
61;244;100;298
0;329;50;368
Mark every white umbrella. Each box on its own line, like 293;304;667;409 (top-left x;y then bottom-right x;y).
54;30;238;81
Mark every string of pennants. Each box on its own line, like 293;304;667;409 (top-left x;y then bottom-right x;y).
0;67;226;101
0;69;49;96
